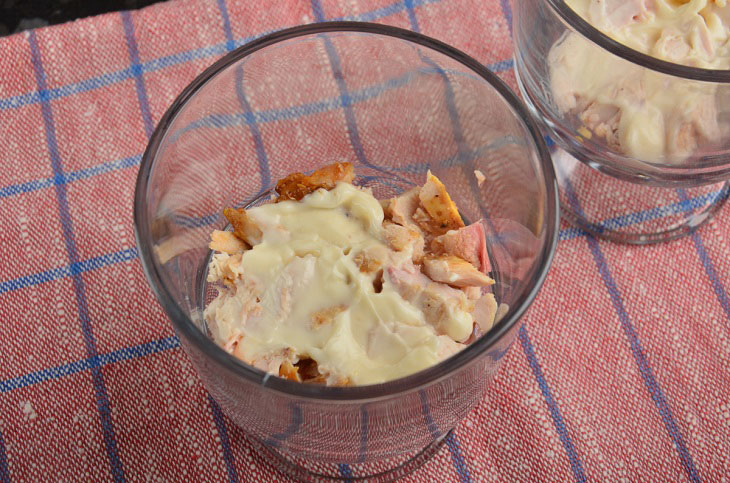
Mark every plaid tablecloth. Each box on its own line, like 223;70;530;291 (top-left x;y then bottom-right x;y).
1;0;729;481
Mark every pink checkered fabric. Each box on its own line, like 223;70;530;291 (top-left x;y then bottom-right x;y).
0;0;728;481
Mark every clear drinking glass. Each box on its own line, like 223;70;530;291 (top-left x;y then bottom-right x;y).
512;0;730;243
134;22;558;480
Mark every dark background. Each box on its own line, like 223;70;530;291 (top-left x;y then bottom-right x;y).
0;0;162;36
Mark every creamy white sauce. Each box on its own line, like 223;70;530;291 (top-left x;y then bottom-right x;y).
204;183;473;385
550;0;728;161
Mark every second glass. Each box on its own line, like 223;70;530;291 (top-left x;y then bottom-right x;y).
512;0;730;243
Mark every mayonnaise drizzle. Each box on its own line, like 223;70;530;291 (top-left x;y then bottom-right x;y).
549;0;728;161
204;183;473;386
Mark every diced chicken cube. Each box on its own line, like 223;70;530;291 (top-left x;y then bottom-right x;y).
275;161;355;201
386;266;474;342
388;187;421;228
431;222;490;273
579;102;621;151
418;171;464;235
224;207;263;246
353;245;389;273
423;255;495;288
209;229;248;254
382;221;425;262
279;360;302;382
311;305;347;328
473;293;498;333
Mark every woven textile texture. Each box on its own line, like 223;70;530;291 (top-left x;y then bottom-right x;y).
0;0;729;481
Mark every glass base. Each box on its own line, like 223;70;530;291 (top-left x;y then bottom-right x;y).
246;430;451;482
553;148;730;244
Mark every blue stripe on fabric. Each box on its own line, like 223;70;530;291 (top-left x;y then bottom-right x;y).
338;463;354;480
0;154;141;200
0;264;71;294
358;406;369;464
211;4;252;474
208;396;240;483
419;387;474;483
337;463;352;481
141;43;230;73
0;247;137;295
263;404;303;448
559;189;727;241
121;12;155;138
418;390;440;438
404;0;421;32
234;66;271;192
216;0;236;51
166;64;445;145
676;189;730;323
519;327;586;482
0;0;451;114
443;432;472;483
314;13;415;187
312;0;325;21
0;70;132;110
564;180;701;482
0;430;9;483
8;178;711;296
559;227;585;241
328;0;440;22
320;35;371;170
558;189;727;241
0;336;180;393
488;58;514;72
687;229;730;321
418;389;471;483
28;31;126;483
499;0;513;34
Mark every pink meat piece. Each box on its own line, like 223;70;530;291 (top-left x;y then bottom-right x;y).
589;0;654;30
472;293;498;333
388;187;421;228
385;265;472;341
431;221;490;273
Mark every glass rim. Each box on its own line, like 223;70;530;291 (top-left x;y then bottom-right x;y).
133;21;560;401
543;0;730;82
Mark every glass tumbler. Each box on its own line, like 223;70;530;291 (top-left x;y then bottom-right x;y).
512;0;730;243
135;22;558;481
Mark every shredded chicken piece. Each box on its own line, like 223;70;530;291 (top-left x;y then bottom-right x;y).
423;255;495;288
209;229;248;254
353;245;388;273
223;207;263;245
386;265;474;341
311;305;347;328
219;253;243;286
382;221;424;262
275;161;355;201
418;171;464;235
431;222;490;273
279;360;301;382
385;187;417;225
473;293;498;332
